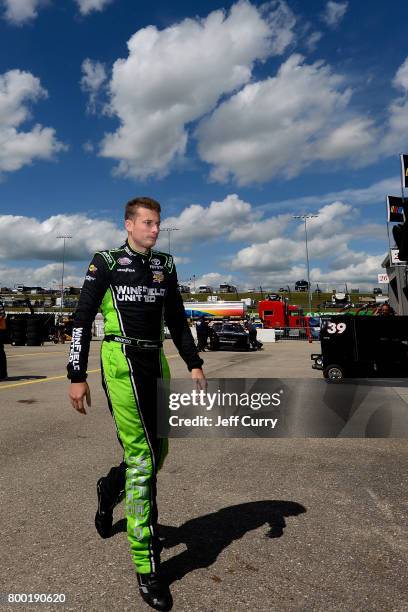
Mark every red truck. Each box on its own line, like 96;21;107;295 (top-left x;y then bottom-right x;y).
258;297;307;332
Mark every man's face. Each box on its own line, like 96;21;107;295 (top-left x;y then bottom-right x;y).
125;207;160;252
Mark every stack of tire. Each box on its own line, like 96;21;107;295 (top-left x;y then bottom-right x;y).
27;317;43;346
10;317;27;346
64;319;73;338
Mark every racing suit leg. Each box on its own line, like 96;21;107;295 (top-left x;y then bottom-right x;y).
101;340;169;574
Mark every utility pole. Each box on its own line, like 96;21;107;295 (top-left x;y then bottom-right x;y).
292;214;319;314
57;235;72;315
160;227;179;253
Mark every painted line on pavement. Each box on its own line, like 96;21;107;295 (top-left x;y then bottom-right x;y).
0;369;101;390
0;354;178;390
7;351;68;358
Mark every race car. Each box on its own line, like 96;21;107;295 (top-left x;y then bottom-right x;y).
208;322;250;351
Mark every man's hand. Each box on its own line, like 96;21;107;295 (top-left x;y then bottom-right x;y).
69;382;91;415
191;368;207;391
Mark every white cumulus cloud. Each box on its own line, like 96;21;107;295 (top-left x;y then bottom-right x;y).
158;194;254;248
173;256;191;266
0;262;82;289
261;176;400;212
393;57;408;93
197;54;377;185
0;213;125;261
381;56;408;155
305;31;322;52
228;200;386;289
2;0;43;24
311;254;384;285
2;0;113;24
321;1;348;28
0;69;65;175
75;0;113;16
0;193;389;291
229;214;291;242
80;58;107;113
188;272;236;290
99;0;296;179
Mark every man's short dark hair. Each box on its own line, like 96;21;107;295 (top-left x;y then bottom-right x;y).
125;197;161;220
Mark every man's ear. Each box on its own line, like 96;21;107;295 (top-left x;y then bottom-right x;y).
125;218;132;232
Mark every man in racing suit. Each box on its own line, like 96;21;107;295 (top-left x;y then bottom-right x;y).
67;197;205;611
0;299;7;380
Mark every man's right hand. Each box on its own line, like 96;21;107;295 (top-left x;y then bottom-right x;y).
69;382;91;415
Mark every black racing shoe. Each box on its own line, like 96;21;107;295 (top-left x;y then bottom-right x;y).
95;465;126;538
95;477;114;538
137;572;173;611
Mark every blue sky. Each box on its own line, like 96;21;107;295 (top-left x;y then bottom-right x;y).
0;0;407;291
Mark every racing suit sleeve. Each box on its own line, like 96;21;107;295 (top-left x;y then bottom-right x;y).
164;266;204;372
67;253;110;383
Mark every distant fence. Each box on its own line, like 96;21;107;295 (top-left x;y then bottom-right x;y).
275;327;317;342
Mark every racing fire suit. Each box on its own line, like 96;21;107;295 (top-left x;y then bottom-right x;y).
67;240;203;574
0;299;7;379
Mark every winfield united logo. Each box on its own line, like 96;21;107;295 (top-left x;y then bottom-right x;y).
151;258;161;266
153;272;164;283
118;257;132;265
115;285;166;302
69;328;82;371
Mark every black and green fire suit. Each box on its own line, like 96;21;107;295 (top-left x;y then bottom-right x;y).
0;299;7;379
67;240;203;574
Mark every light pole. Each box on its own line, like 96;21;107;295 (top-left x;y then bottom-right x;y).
57;235;72;314
160;227;179;254
292;214;319;314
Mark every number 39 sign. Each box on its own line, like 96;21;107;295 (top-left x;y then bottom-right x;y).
327;322;347;334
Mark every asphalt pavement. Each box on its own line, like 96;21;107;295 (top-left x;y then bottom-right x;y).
0;340;407;611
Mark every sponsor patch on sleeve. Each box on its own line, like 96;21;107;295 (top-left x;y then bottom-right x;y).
164;255;174;273
97;250;116;270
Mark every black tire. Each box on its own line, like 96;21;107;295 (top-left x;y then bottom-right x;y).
323;364;345;380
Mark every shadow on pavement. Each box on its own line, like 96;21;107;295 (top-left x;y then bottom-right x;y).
112;500;306;583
